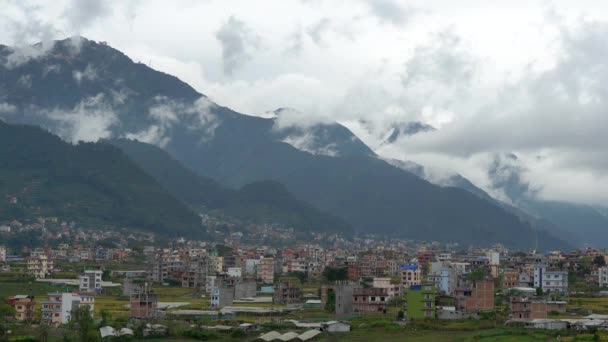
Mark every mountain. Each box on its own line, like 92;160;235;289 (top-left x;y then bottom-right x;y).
108;138;353;234
0;121;204;238
0;37;569;249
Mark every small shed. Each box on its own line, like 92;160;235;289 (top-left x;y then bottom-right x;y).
322;321;351;332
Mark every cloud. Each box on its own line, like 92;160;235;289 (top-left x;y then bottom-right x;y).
126;96;220;147
48;94;118;143
282;132;339;157
62;0;112;31
366;0;416;26
487;153;539;203
73;64;98;84
0;103;17;113
307;17;331;47
215;16;260;76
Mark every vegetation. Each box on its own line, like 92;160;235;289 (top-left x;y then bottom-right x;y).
0;122;204;238
109;139;353;235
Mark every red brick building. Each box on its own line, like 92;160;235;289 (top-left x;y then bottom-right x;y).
455;280;494;313
510;296;547;319
353;287;388;313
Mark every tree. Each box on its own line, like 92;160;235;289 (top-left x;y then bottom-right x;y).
325;290;336;313
593;255;606;267
323;267;348;282
70;305;99;342
536;287;543;296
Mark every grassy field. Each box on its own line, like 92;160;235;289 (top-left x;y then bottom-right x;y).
568;296;608;315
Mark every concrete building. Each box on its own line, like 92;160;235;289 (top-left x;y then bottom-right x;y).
0;246;6;262
9;295;35;322
79;269;103;293
27;254;54;279
428;262;457;295
502;271;520;289
130;284;158;319
321;282;355;315
401;264;421;288
353;287;388;313
210;281;234;309
274;278;302;305
599;266;608;288
372;277;400;297
407;284;436;319
181;255;211;289
41;292;95;327
257;257;274;284
533;264;568;294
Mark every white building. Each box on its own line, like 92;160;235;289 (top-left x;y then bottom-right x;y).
227;267;242;278
79;269;103;293
533;264;568;294
27;255;54;279
0;246;6;262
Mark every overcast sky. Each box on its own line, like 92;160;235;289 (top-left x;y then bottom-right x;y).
3;0;608;206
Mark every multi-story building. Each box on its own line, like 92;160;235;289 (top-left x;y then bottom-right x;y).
274;278;302;305
79;269;103;293
455;280;494;313
27;255;54;279
510;296;547;319
599;266;608;288
321;282;355;315
182;255;211;289
372;277;400;297
502;271;519;289
210;280;234;309
257;257;274;284
401;264;421;288
0;245;6;262
533;264;568;294
9;295;35;322
427;262;457;295
130;284;158;319
41;292;95;327
353;287;389;313
407;284;436;319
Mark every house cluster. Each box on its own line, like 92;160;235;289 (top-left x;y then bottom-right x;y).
6;266;103;326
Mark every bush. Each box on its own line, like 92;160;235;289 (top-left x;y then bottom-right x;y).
230;329;246;339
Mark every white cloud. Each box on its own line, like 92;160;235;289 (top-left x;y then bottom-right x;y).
48;94;118;143
4;0;608;206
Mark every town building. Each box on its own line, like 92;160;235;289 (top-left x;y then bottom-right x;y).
210;281;234;309
428;262;457;295
401;264;421;288
79;269;103;293
407;284;436;319
274;278;303;305
533;264;568;294
257;257;274;284
27;254;54;279
599;266;608;288
130;283;158;319
353;287;388;313
0;245;6;262
502;271;519;289
321;282;355;315
9;295;35;322
455;280;494;313
372;277;400;297
41;292;95;327
510;296;548;319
